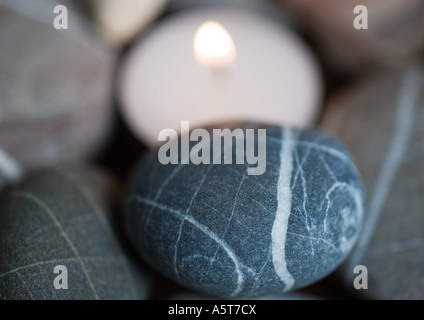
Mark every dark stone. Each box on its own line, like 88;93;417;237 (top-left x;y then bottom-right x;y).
167;0;273;12
0;1;115;188
124;123;364;298
171;291;322;300
321;64;424;299
0;165;151;300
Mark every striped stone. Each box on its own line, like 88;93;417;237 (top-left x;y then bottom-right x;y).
0;165;151;300
124;123;363;298
321;64;424;299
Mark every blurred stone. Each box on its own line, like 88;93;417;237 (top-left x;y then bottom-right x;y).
0;149;22;191
0;0;115;188
279;0;424;74
167;0;277;13
90;0;169;45
321;64;424;299
0;165;152;300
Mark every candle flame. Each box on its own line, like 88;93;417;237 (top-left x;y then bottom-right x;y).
193;21;236;68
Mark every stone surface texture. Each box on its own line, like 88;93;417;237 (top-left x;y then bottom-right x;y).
0;165;151;300
279;0;424;74
0;1;115;188
124;123;364;298
321;65;424;299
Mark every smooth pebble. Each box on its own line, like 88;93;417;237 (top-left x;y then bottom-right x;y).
0;165;151;300
124;123;364;298
279;0;424;74
0;1;115;188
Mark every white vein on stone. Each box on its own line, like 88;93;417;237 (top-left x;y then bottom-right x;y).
38;262;51;299
174;165;213;281
16;271;33;299
11;191;100;300
271;127;295;291
346;68;422;274
54;169;111;236
179;254;216;270
253;250;272;291
0;257;116;279
318;153;338;182
52;168;138;298
298;141;355;170
291;147;310;190
173;130;245;281
287;232;336;251
134;196;245;297
320;182;362;237
0;148;22;183
297;149;315;256
252;198;274;215
209;170;247;266
268;136;353;168
143;150;191;234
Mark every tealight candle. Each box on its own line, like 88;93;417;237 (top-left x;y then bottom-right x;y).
120;6;322;147
193;21;236;68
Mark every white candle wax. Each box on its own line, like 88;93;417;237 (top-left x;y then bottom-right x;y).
120;6;322;147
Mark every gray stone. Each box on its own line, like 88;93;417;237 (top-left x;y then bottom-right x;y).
124;123;364;298
167;0;267;12
168;0;265;11
166;0;289;25
278;0;424;74
171;290;322;300
321;64;424;299
0;1;115;189
0;165;151;300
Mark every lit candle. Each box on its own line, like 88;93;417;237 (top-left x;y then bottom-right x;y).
193;21;236;69
120;7;322;147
